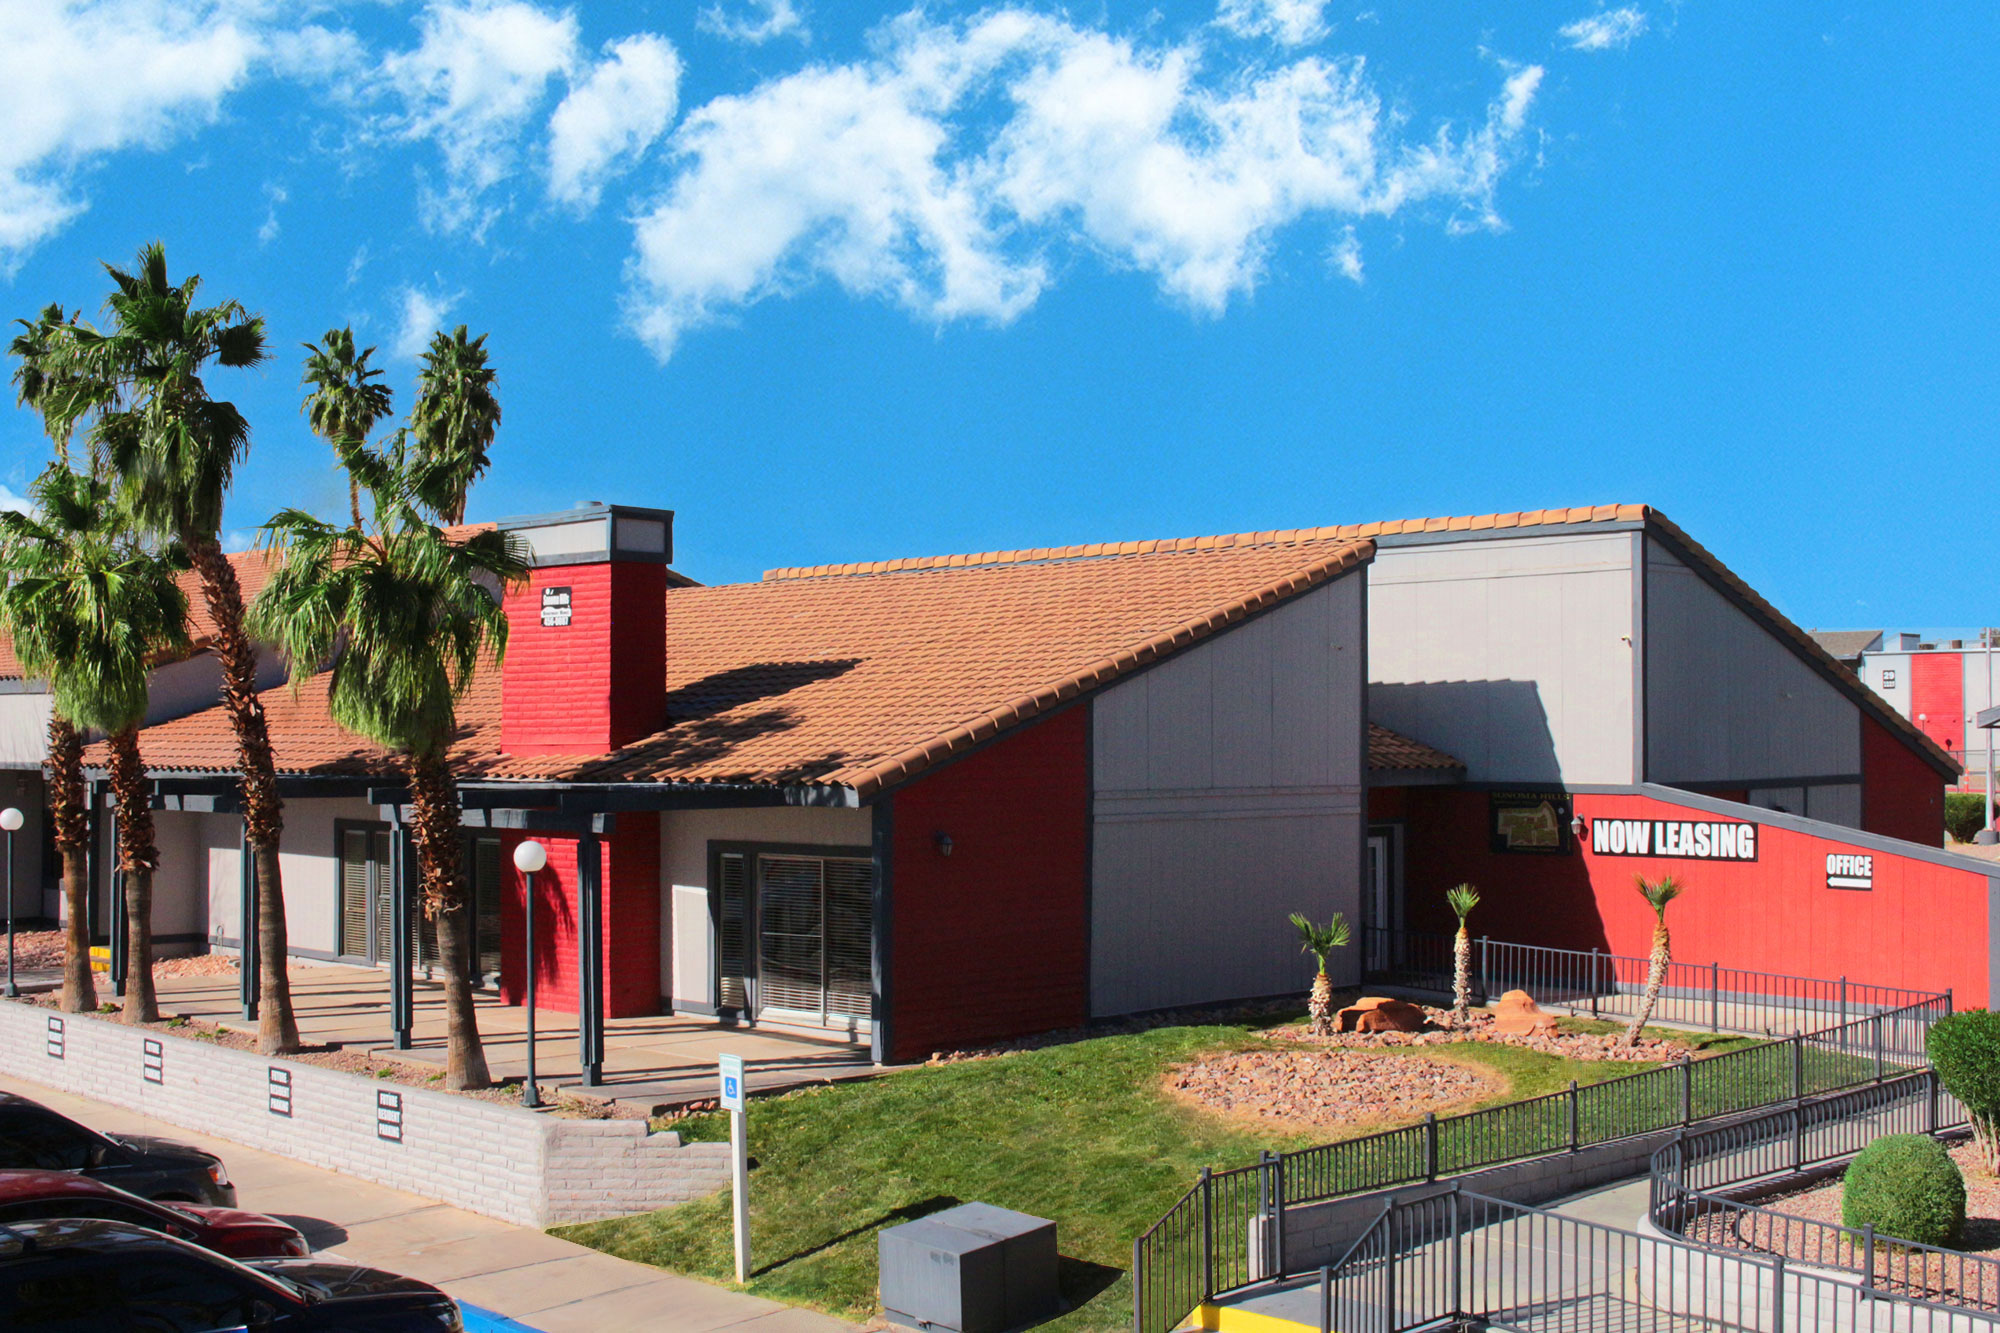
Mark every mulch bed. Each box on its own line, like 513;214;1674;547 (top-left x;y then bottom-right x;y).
1267;1002;1694;1063
3;931;234;978
1687;1139;2000;1308
1165;1049;1503;1133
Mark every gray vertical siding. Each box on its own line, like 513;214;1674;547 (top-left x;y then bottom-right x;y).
1089;572;1366;1018
1368;532;1639;785
1645;538;1861;800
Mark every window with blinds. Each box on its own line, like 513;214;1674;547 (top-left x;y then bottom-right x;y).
717;853;749;1013
336;825;501;982
741;853;873;1024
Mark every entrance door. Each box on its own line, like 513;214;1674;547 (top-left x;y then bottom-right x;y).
714;849;873;1029
337;825;503;980
1364;824;1403;974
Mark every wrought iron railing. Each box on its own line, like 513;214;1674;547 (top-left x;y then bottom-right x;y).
1131;944;1953;1333
1651;1070;2000;1312
1314;1186;2000;1332
1364;925;1946;1036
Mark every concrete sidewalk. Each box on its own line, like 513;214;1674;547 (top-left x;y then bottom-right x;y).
0;1071;857;1333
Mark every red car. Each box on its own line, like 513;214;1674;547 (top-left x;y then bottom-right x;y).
0;1169;311;1259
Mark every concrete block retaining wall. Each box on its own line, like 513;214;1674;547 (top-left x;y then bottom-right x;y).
0;1000;730;1227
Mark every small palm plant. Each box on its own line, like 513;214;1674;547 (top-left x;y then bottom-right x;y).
1446;883;1480;1022
1622;875;1685;1047
1290;911;1353;1035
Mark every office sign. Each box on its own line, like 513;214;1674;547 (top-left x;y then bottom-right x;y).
1590;817;1758;862
1489;792;1571;855
718;1053;746;1112
540;586;573;628
1826;852;1874;890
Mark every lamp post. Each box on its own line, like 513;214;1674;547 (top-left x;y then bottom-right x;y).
1;807;20;999
512;840;548;1109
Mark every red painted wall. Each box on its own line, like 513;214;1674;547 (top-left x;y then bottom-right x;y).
1393;787;1989;1005
497;814;661;1018
887;707;1091;1063
1862;712;1948;845
1911;652;1965;768
500;561;667;755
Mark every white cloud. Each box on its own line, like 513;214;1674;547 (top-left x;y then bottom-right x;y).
625;11;1544;359
257;182;286;245
1329;226;1362;284
699;0;807;46
381;0;581;235
0;0;263;270
391;284;461;361
1215;0;1332;47
0;484;33;516
548;34;682;211
1559;7;1648;52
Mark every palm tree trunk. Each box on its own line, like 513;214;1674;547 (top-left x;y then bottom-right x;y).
1453;925;1472;1020
1623;922;1671;1047
1308;969;1333;1035
45;716;95;1014
403;749;488;1090
106;727;160;1024
186;537;299;1054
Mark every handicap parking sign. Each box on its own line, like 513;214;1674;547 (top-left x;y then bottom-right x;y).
719;1054;746;1112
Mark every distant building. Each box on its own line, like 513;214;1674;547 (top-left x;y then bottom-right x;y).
1817;631;1999;792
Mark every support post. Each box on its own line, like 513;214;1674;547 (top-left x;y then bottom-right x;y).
1424;1113;1439;1181
523;865;540;1110
1709;959;1720;1032
1791;1035;1804;1100
390;821;413;1050
1199;1169;1214;1302
84;786;100;946
1568;1080;1580;1151
237;818;258;1021
1793;1102;1805;1174
1478;936;1490;1006
107;805;126;997
2;826;13;1000
1589;948;1600;1018
1448;1185;1462;1317
1928;1069;1940;1137
577;833;604;1087
1863;1224;1875;1295
1679;1059;1693;1125
1318;1265;1331;1333
730;1096;750;1283
1772;1255;1786;1329
1272;1151;1287;1281
1872;1014;1885;1082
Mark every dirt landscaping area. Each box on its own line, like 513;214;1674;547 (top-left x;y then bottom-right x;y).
1267;999;1696;1063
1166;1048;1504;1133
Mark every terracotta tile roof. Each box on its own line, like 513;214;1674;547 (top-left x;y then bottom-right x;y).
761;505;1649;581
1368;723;1463;772
109;537;1376;798
765;503;1958;781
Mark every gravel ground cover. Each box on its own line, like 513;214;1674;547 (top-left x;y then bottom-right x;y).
1267;1001;1695;1062
1689;1139;2000;1308
1166;1048;1503;1132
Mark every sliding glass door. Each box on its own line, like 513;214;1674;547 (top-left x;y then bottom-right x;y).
714;848;873;1029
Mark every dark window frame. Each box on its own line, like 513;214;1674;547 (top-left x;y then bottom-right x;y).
705;840;873;1028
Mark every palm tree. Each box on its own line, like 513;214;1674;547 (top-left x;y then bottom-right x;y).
250;433;527;1089
1290;911;1353;1035
410;326;499;526
1622;875;1685;1047
17;244;301;1054
1446;883;1480;1022
0;464;187;1022
301;329;394;526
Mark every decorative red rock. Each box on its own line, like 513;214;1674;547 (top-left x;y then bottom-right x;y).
1492;990;1559;1036
1335;996;1429;1033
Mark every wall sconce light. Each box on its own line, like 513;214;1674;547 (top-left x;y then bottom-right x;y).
1570;815;1588;841
933;831;954;858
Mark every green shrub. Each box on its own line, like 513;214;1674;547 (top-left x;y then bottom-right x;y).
1930;1010;2000;1174
1946;793;1989;844
1842;1134;1965;1246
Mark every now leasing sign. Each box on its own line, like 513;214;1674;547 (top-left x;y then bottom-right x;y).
1590;816;1759;862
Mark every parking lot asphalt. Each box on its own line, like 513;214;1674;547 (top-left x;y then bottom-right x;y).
0;1071;855;1333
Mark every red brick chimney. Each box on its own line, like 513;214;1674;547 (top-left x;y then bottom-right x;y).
497;503;675;756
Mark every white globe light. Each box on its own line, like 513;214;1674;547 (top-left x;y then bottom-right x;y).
512;840;548;874
0;808;21;833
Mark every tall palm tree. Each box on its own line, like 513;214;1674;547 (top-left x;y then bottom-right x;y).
17;244;301;1054
1622;875;1685;1047
301;329;394;527
250;434;527;1089
410;326;499;526
0;464;188;1022
1290;911;1353;1035
1446;883;1480;1022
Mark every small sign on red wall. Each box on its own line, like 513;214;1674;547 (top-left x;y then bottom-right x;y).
540;586;573;628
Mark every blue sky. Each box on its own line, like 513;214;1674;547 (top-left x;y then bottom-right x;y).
1;1;1993;630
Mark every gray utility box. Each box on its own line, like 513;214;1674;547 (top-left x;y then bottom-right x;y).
879;1202;1058;1333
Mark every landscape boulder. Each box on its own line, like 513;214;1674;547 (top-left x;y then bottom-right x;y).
1334;996;1428;1034
1492;989;1559;1036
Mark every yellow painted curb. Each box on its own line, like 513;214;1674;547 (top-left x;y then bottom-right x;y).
1190;1302;1320;1333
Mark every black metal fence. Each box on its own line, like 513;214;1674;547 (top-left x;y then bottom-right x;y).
1363;926;1946;1036
1317;1187;2000;1332
1131;974;1953;1333
1651;1070;2000;1311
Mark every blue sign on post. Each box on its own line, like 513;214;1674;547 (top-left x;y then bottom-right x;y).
719;1053;746;1112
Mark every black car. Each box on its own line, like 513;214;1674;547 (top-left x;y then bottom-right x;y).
0;1217;464;1330
0;1092;234;1206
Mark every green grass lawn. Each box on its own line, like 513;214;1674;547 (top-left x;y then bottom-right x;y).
555;1016;1764;1332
